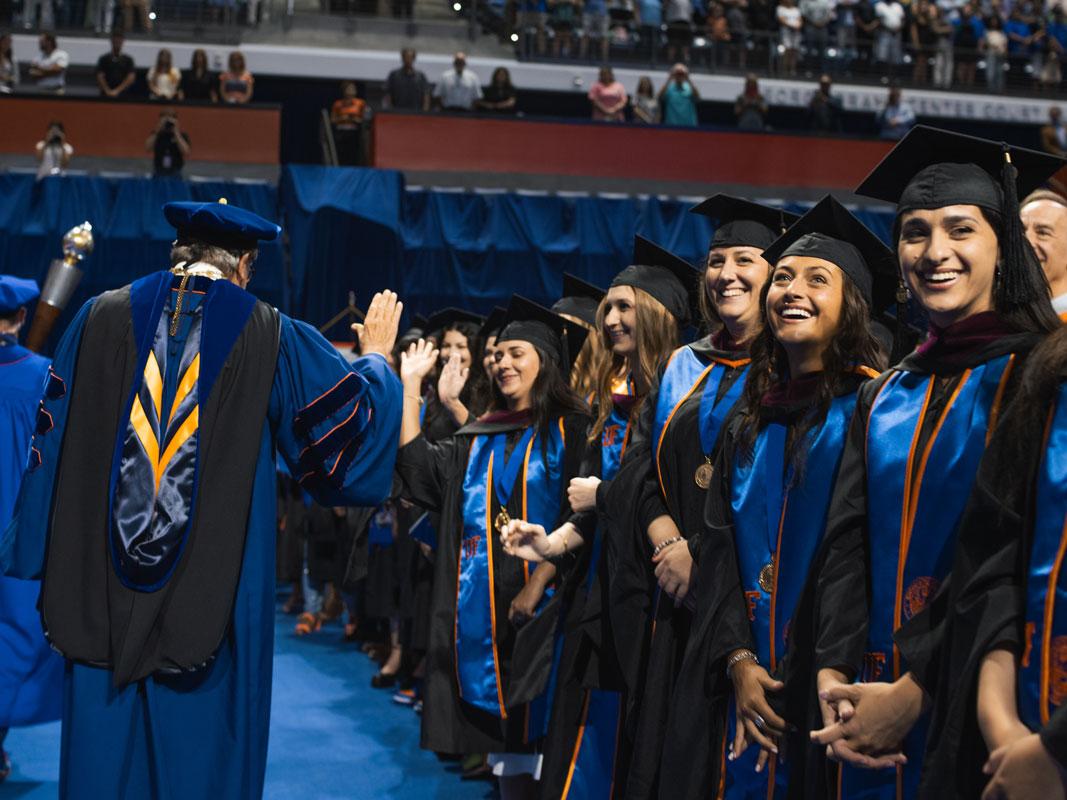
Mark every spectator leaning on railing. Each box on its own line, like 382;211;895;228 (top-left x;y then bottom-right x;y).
0;33;17;94
384;48;430;111
219;51;253;104
589;65;627;121
96;31;135;99
28;33;68;94
433;52;482;112
148;49;182;101
182;49;218;103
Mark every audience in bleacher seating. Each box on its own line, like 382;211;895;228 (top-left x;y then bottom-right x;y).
384;48;430;111
330;80;367;165
631;75;660;122
954;1;985;86
22;0;55;30
984;12;1007;90
874;0;905;73
707;3;732;67
474;66;517;113
118;0;152;32
658;61;699;124
776;0;801;75
634;0;661;59
0;33;17;93
219;50;253;104
875;84;915;139
588;64;627;121
148;48;181;100
145;107;190;177
518;0;549;56
27;32;67;93
547;0;576;56
664;0;694;63
808;73;842;132
34;120;72;179
734;71;766;129
433;51;482;111
1040;105;1067;159
582;0;611;61
800;0;833;72
181;48;217;103
95;31;134;98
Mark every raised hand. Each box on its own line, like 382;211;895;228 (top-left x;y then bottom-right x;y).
438;351;468;407
353;290;403;359
399;338;439;390
501;518;552;563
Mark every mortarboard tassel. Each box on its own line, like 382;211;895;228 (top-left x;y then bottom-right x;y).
997;147;1054;319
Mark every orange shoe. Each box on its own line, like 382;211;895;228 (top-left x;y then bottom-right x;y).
295;612;322;635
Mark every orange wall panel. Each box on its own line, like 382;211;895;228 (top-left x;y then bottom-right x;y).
372;112;894;190
0;96;280;163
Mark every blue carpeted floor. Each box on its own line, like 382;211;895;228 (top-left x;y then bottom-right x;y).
1;605;495;800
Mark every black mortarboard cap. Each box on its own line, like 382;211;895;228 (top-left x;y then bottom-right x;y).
480;306;507;340
163;201;280;251
690;194;802;251
855;125;1065;213
551;273;606;328
497;295;590;374
612;236;700;327
424;308;487;338
761;195;898;315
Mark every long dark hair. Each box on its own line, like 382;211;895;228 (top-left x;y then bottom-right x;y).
423;322;490;429
891;207;1062;336
739;272;887;474
490;345;590;443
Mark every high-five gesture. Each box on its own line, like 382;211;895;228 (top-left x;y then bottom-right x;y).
438;351;468;407
353;291;403;359
400;338;439;390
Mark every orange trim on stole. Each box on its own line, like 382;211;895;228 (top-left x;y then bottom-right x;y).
768;491;790;671
560;691;592;799
485;450;508;720
985;354;1015;446
655;362;716;505
521;431;535;585
455;439;478;699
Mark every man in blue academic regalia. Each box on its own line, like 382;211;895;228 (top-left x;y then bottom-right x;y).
0;201;404;799
0;276;64;783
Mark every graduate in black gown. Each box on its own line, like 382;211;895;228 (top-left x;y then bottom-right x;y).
660;197;895;799
553;273;608;400
798;128;1064;800
600;199;799;800
503;239;695;799
393;297;591;800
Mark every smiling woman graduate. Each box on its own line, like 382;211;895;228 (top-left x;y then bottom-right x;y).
596;199;800;800
502;238;690;800
798;127;1064;800
393;296;591;800
660;196;894;800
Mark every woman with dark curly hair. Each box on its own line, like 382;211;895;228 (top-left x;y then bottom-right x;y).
662;195;893;799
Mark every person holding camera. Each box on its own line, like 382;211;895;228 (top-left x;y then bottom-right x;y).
145;109;190;178
34;121;73;180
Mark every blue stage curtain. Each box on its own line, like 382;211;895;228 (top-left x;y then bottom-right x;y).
1;167;896;351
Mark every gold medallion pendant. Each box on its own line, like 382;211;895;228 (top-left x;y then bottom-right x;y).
758;562;775;594
495;509;511;534
694;461;714;489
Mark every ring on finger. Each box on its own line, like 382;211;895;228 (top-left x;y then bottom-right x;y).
753;714;765;730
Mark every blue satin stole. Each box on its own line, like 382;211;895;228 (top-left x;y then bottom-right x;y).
456;420;565;719
723;394;856;800
652;345;750;501
1021;382;1067;731
846;354;1015;799
108;272;257;592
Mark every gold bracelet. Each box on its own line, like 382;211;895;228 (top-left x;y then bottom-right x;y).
404;393;424;405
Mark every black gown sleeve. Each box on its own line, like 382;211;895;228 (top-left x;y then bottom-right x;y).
393;434;462;513
1042;702;1067;772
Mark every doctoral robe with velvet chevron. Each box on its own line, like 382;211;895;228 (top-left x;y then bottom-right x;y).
0;270;401;800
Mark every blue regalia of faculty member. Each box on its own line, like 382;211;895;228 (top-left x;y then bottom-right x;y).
0;203;402;800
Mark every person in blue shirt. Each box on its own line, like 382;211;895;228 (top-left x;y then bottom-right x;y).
659;63;701;126
1;201;403;800
0;276;64;784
